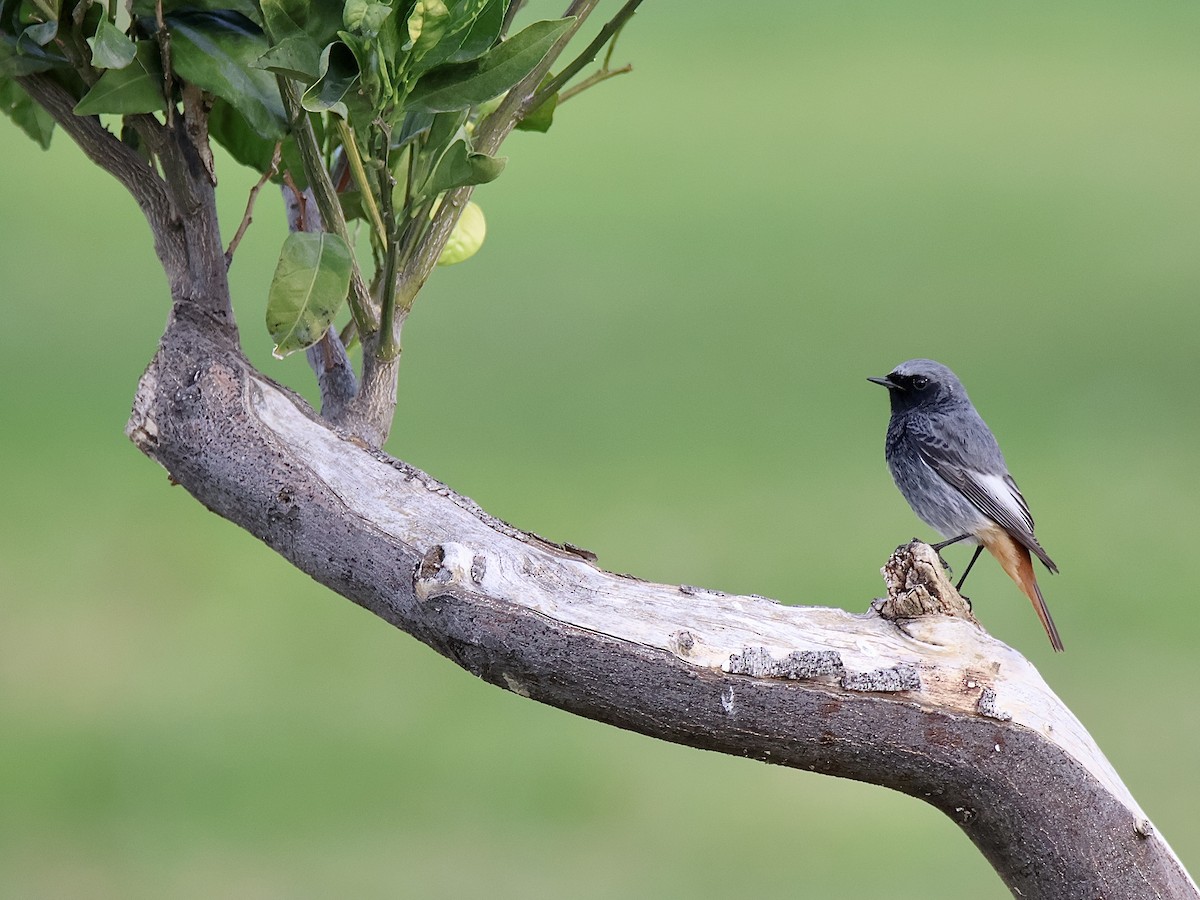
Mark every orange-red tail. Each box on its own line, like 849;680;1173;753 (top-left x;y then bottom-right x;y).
982;532;1065;652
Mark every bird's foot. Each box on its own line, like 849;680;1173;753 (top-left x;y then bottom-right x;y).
921;540;954;575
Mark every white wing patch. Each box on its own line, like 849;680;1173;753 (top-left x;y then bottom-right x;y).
976;472;1034;534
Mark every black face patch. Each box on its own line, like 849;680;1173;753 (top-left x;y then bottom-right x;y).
889;371;936;392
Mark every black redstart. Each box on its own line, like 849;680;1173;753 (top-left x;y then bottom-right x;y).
868;359;1063;652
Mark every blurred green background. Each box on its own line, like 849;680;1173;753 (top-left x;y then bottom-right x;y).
3;2;1199;897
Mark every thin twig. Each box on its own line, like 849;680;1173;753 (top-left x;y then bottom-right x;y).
48;11;101;88
155;0;174;126
225;142;282;267
338;319;359;350
281;170;310;230
475;2;599;155
499;0;526;39
530;0;643;110
558;63;632;104
601;21;620;70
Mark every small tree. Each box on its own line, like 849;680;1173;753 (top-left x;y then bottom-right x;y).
1;3;1195;897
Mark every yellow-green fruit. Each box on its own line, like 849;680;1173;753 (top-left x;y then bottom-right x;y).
438;201;486;266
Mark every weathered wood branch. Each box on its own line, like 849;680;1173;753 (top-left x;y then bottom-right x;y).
126;307;1197;900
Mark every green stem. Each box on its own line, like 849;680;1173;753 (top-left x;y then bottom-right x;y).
375;125;402;361
558;63;632;104
404;140;417;217
377;233;402;360
335;119;388;247
276;76;378;337
396;197;435;283
601;19;621;70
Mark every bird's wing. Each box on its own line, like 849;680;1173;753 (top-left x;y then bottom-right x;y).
907;419;1058;573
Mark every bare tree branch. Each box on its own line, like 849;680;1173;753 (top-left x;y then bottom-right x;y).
532;0;643;109
18;74;234;329
226;142;281;267
16;75;178;259
125;310;1198;900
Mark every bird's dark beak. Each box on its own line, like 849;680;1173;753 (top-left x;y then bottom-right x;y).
867;375;897;389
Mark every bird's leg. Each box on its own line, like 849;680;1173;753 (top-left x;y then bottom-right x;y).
955;545;984;594
929;533;972;573
932;533;973;552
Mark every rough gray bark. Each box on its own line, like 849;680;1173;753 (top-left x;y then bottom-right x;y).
18;31;1198;899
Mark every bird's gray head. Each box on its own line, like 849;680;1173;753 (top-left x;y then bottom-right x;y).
868;358;969;414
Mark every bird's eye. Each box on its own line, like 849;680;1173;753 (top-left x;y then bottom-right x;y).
912;375;930;390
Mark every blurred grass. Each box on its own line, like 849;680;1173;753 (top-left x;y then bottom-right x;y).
2;1;1199;897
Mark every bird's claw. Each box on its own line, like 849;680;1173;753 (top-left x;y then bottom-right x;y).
911;536;956;572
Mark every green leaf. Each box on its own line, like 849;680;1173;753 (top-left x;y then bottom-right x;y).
166;11;286;139
406;17;573;113
515;76;556;133
74;42;166;116
424;108;468;152
301;41;359;118
255;33;321;82
17;21;58;52
343;0;392;35
420;138;505;198
87;18;138;70
131;0;263;26
335;30;386;110
406;108;464;193
256;0;336;82
0;77;54;148
403;0;507;77
342;3;403;112
0;35;62;77
260;0;342;47
406;0;450;62
207;96;302;181
208;97;274;170
394;107;435;149
266;232;353;358
444;0;507;66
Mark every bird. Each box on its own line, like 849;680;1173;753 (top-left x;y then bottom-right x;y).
868;359;1063;652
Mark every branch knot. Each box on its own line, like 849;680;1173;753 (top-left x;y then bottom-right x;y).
415;542;487;600
875;541;979;626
